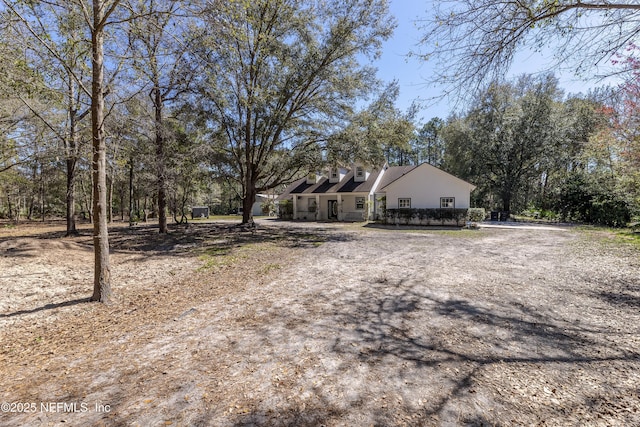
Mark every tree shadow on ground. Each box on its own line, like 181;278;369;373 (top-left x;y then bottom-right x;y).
0;297;89;318
592;277;640;310
109;222;355;254
363;223;464;231
0;221;351;260
233;275;640;425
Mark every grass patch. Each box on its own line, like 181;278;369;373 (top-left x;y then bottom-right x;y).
198;246;235;271
575;225;640;251
259;263;282;275
197;242;277;271
615;229;640;249
362;223;487;238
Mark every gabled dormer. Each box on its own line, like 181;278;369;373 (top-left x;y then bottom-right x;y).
328;166;347;184
306;172;320;185
353;164;370;183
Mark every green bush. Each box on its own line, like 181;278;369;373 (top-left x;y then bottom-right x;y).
467;208;486;222
277;199;293;219
590;195;631;227
384;208;468;226
552;174;630;227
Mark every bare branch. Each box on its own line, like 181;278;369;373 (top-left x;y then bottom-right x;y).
417;0;640;99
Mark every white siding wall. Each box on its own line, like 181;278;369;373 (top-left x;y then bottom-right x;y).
339;194;368;220
296;196;318;220
318;196;329;220
384;164;473;209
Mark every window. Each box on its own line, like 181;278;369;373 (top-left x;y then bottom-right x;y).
308;198;317;212
398;198;411;209
440;197;455;209
355;197;365;210
355;166;364;178
330;168;338;179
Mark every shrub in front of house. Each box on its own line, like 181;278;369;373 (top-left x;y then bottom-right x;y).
277;200;293;220
384;208;468;226
467;208;486;222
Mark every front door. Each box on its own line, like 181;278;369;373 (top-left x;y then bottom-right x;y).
328;200;338;220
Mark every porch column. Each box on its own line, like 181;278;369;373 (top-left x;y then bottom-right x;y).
315;194;320;220
292;196;298;220
337;194;342;221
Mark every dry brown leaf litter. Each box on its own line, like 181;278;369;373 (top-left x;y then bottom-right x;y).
0;219;639;426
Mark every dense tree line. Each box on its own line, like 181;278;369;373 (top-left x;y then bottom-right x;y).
377;73;639;225
1;0;639;302
0;0;396;301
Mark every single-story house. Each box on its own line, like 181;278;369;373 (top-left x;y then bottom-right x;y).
276;163;476;221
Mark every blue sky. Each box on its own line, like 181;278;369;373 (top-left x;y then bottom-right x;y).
372;0;616;123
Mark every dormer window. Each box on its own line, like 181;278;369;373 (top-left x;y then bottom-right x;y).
329;167;343;183
354;165;367;182
306;172;317;184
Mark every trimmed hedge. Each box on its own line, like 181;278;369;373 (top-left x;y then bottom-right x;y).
384;208;469;226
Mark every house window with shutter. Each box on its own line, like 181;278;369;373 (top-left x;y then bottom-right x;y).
440;197;455;208
355;197;365;210
398;198;411;209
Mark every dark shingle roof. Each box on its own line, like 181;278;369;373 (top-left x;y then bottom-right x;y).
276;168;381;200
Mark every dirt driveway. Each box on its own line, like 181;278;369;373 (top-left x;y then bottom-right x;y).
1;220;639;426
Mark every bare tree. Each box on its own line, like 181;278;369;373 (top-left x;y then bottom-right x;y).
83;0;125;302
2;1;91;235
417;1;640;97
127;0;197;233
2;0;123;301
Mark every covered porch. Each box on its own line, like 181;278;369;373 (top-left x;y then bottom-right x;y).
291;193;372;221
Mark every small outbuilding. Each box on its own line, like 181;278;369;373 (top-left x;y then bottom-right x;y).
191;206;210;219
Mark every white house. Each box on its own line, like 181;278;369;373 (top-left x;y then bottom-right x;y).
276;163;476;221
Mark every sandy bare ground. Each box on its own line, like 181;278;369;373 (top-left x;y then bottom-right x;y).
1;219;639;426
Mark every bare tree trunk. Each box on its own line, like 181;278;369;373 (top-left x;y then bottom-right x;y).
129;158;134;225
242;113;254;225
40;178;45;222
7;194;13;221
154;84;168;233
242;171;256;224
108;175;114;223
90;0;112;303
65;74;80;236
66;157;78;234
15;196;21;223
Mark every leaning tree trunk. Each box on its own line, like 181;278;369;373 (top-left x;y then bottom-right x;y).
90;0;112;303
